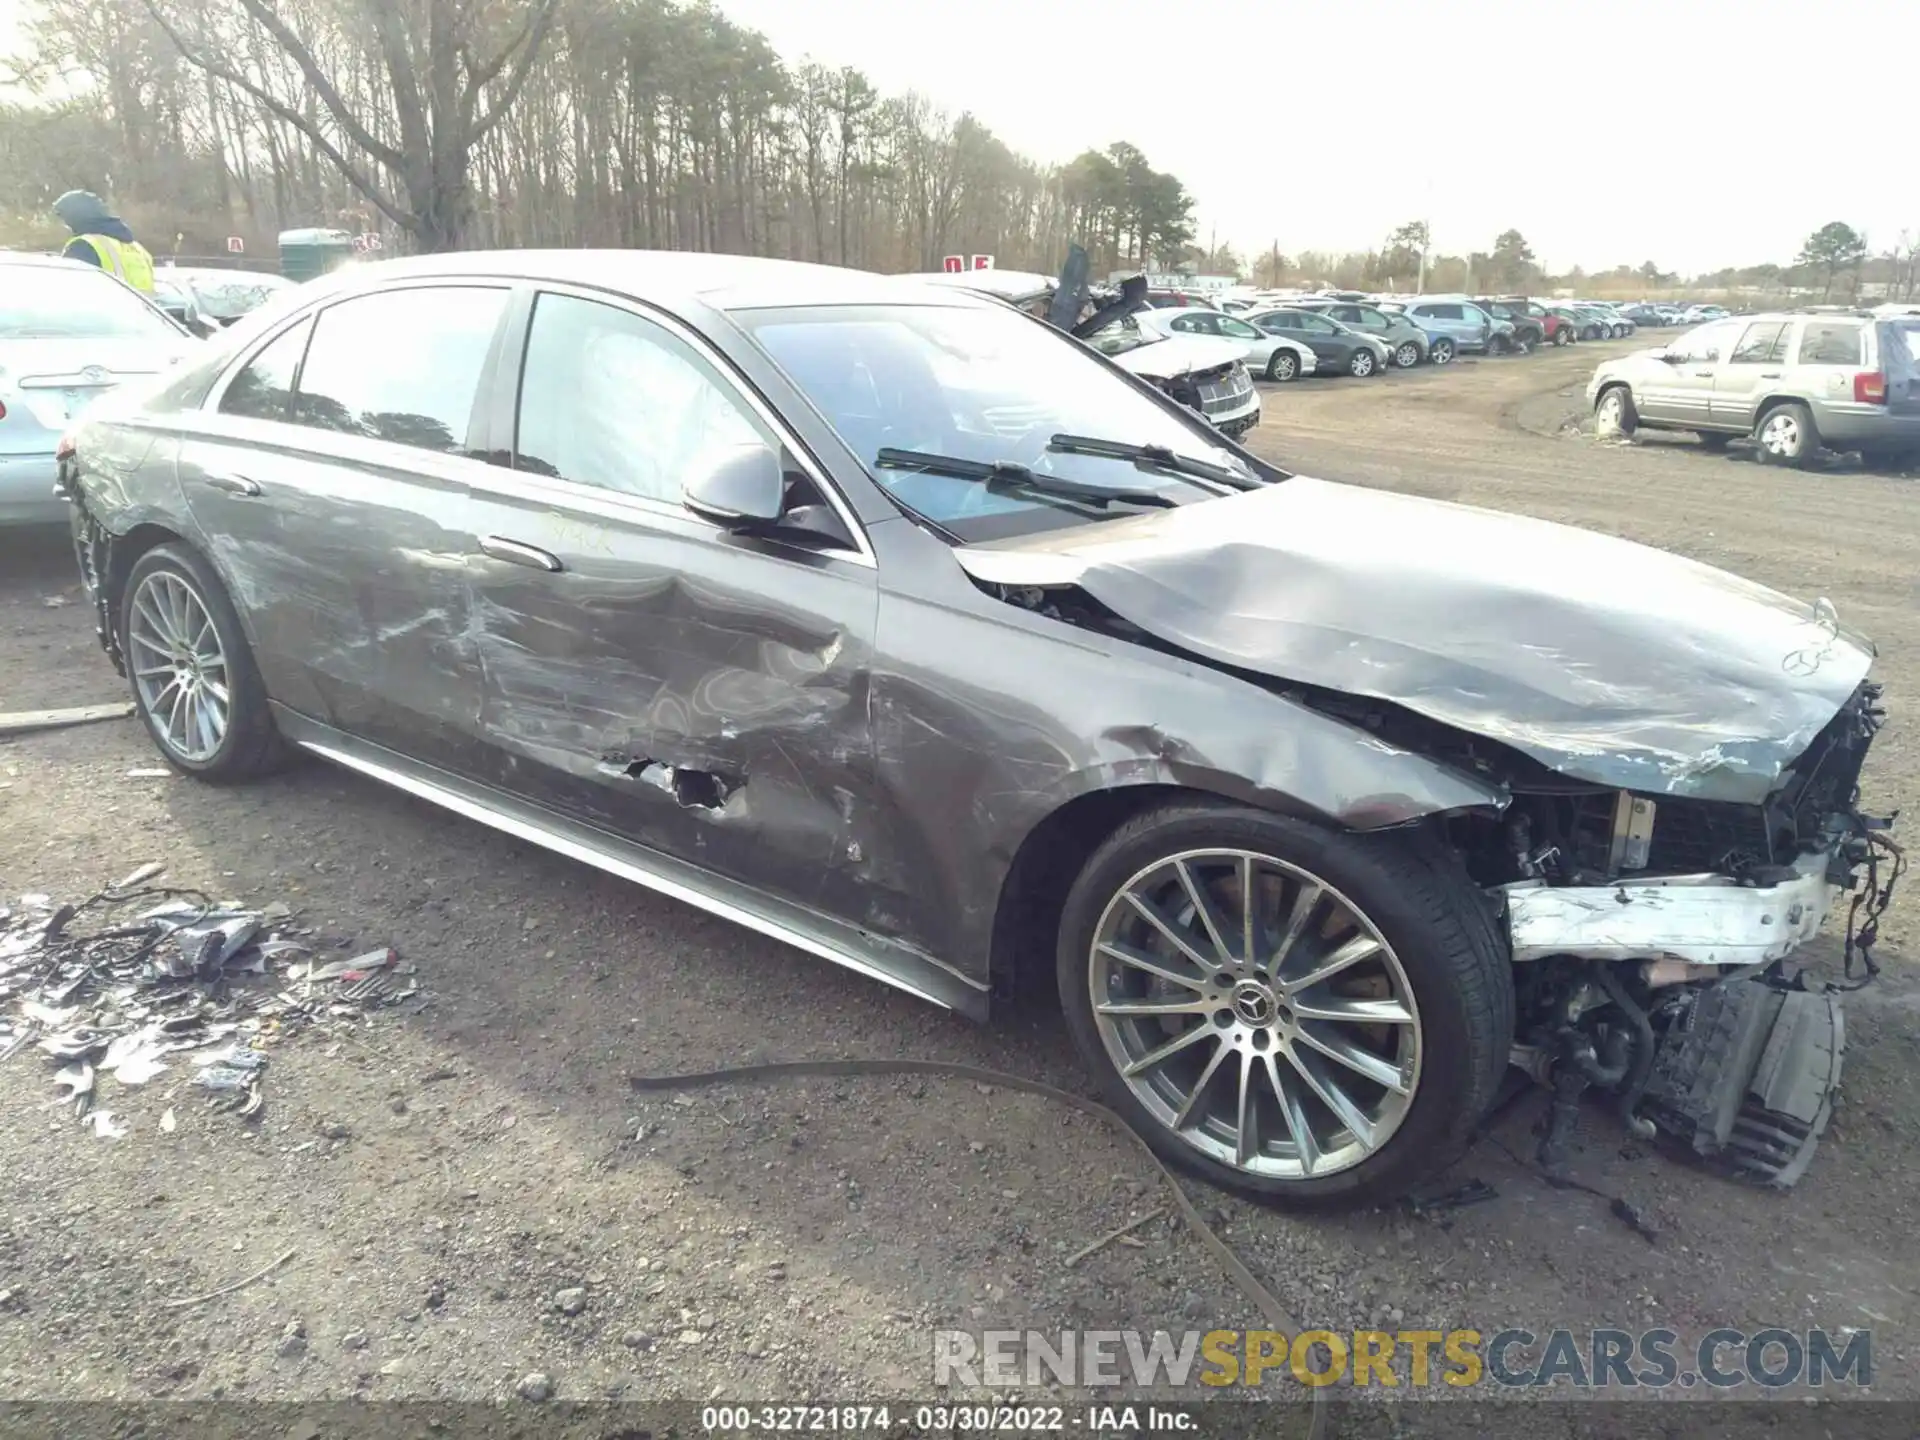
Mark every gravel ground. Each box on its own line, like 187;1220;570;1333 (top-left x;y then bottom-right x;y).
1;341;1916;1417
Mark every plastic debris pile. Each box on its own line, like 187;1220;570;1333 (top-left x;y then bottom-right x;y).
0;862;418;1137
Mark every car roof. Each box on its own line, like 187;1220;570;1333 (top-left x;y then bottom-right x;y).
0;250;96;271
312;249;1000;314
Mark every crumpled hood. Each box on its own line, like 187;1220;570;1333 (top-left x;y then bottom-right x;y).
1111;335;1244;381
954;477;1874;804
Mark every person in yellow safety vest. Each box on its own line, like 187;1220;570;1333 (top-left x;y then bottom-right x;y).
53;190;156;294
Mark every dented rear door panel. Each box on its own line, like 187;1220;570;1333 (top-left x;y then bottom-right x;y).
460;473;886;926
175;419;487;768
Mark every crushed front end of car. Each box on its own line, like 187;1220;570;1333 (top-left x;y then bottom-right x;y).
1494;678;1898;1186
954;474;1900;1189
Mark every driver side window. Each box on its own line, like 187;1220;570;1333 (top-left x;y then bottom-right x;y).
514;292;769;506
1670;321;1739;365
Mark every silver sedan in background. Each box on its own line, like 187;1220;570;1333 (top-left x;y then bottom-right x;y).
0;253;193;525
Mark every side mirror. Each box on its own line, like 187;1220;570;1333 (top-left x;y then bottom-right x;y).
683;442;785;529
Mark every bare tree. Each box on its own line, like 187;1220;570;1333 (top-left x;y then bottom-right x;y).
140;0;559;251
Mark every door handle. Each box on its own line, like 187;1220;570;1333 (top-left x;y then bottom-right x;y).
1758;371;1782;378
204;471;260;496
1690;370;1715;378
479;535;563;572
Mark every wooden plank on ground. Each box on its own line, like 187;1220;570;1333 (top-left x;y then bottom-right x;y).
0;702;136;736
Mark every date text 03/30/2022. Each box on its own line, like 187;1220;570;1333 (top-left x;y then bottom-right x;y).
701;1405;1197;1433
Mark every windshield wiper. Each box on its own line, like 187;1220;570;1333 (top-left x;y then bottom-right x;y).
874;447;1176;509
1047;434;1259;491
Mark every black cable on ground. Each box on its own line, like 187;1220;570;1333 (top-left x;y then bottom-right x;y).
631;1058;1330;1439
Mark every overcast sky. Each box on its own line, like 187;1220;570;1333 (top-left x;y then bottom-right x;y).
717;0;1907;275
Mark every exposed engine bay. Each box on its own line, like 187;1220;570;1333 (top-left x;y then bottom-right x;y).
986;574;1902;1188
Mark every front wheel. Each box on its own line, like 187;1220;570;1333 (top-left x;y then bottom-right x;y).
1347;347;1376;378
1754;401;1818;468
121;543;288;782
1429;337;1456;365
1594;384;1638;439
1393;341;1422;368
1552;328;1571;346
1057;804;1513;1206
1266;348;1299;382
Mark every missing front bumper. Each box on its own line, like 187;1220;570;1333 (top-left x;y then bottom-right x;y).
1501;847;1838;966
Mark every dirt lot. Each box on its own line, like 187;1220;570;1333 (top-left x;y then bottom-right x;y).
2;340;1918;1412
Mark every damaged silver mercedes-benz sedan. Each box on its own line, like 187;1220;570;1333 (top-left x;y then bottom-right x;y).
59;251;1898;1205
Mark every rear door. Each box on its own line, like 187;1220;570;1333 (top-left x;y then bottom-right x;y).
460;285;885;919
1709;320;1790;429
182;282;509;767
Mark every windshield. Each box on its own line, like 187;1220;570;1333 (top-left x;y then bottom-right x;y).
0;263;181;341
737;302;1258;542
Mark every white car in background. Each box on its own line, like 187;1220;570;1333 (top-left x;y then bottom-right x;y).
1084;309;1266;435
913;268;1266;436
1;253;193;525
1112;305;1318;384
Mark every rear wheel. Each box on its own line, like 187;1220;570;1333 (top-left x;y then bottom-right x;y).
1058;804;1512;1206
1552;327;1571;347
1266;348;1299;382
1393;341;1422;369
1594;384;1638;439
121;544;288;782
1754;402;1818;468
1429;337;1456;365
1347;347;1376;378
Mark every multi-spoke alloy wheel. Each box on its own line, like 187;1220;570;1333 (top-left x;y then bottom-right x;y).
1058;805;1512;1205
1089;850;1419;1181
129;569;230;762
118;544;287;782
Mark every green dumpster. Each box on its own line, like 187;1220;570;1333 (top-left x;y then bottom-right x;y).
277;228;356;282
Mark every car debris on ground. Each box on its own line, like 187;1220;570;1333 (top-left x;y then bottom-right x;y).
0;862;420;1137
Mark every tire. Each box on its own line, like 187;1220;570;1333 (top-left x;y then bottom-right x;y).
1584;325;1603;342
1520;328;1542;353
1695;431;1732;451
1594;384;1638;439
1057;802;1513;1207
1266;348;1299;382
1347;347;1376;378
120;543;288;782
1754;401;1818;468
1429;337;1455;365
1489;333;1511;356
1552;328;1571;347
1393;341;1422;369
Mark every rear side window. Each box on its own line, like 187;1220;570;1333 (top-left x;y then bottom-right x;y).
291;286;508;455
220;318;312;421
1429;304;1464;320
1729;321;1788;366
1797;322;1864;366
514;292;767;507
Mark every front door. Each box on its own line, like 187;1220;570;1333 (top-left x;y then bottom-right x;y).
460;287;884;921
1639;319;1741;425
1710;320;1791;430
1285;310;1348;364
178;283;511;768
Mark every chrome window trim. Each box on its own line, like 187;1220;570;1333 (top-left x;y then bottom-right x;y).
199;273;876;570
502;280;875;569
